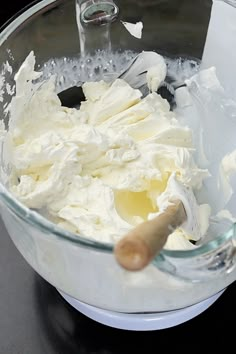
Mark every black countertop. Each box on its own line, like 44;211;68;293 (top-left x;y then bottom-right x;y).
0;1;236;353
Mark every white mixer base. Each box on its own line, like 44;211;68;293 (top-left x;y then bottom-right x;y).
58;290;224;330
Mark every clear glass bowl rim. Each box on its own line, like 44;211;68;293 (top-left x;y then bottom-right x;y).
0;0;235;260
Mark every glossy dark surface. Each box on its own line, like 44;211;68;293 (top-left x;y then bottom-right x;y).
0;1;235;353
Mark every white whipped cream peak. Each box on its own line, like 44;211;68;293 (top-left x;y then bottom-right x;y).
146;54;167;92
121;21;143;39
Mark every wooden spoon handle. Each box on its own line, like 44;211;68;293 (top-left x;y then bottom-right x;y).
114;200;187;271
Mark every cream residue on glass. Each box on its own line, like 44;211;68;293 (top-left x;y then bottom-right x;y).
120;21;143;39
1;51;213;249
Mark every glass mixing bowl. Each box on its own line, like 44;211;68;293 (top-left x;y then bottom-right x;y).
0;0;236;313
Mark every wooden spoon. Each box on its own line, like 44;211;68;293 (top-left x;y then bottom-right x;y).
114;200;187;271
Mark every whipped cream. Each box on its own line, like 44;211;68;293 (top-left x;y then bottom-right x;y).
146;55;167;92
121;21;143;39
3;52;211;249
220;150;236;203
